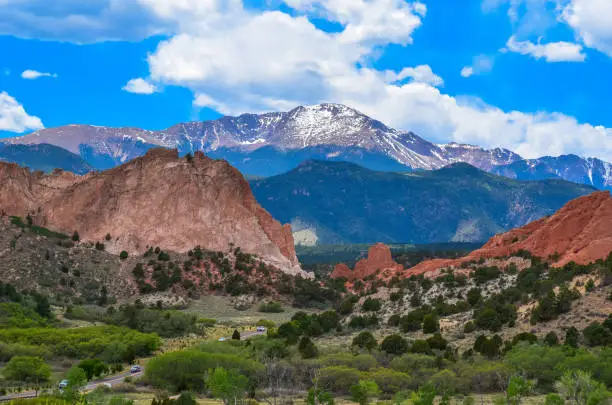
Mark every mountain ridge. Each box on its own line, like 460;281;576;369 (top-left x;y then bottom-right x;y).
3;103;610;190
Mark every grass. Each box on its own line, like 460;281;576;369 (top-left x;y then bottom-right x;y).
186;295;315;326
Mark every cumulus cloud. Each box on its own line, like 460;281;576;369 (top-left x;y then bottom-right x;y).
122;78;157;94
392;65;444;87
21;70;57;80
3;0;612;161
505;36;586;62
0;92;44;133
561;0;612;57
460;54;494;77
0;0;167;43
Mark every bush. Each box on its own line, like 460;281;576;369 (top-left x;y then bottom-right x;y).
388;314;401;327
362;298;382;312
321;353;377;371
544;331;559;346
72;231;80;242
380;334;409;356
298;337;318;359
422;314;439;334
158;252;170;261
119;251;129;260
583;322;612;347
426;333;448;351
95;242;105;251
258;302;284;313
319;366;361;395
352;332;377;352
232;330;241;340
365;368;412;396
464;321;476;334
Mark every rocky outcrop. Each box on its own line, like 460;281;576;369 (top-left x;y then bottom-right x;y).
331;243;403;280
407;191;612;276
0;148;306;276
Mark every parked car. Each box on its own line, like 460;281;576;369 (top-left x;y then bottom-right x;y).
218;337;227;342
256;326;266;332
58;380;69;390
130;365;142;373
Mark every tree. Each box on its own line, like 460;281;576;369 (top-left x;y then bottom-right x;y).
299;337;319;359
422;314;439;334
175;392;197;405
2;356;51;395
411;384;436;405
362;298;381;312
380;334;409;356
544;393;564;405
352;331;377;352
120;251;129;260
232;330;241;340
207;367;248;405
72;231;80;242
565;327;580;348
582;322;612;347
544;331;559;346
78;358;109;380
555;370;609;405
506;375;534;405
350;380;380;405
467;288;482;307
307;388;334;405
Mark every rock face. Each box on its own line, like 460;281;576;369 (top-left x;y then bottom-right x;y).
407;191;612;276
331;243;403;280
0;148;305;276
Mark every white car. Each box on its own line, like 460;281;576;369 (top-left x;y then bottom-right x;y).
256;326;266;332
218;337;227;342
58;380;69;390
130;365;142;373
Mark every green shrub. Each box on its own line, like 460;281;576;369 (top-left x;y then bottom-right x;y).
362;298;382;312
119;251;129;260
319;366;361;395
258;302;284;313
380;334;409;356
352;331;377;352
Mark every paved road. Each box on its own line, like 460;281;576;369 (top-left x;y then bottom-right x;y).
0;368;144;402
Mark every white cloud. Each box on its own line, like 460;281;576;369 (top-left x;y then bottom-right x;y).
505;36;586;62
21;70;57;80
0;0;168;43
0;92;44;133
561;0;612;57
122;78;157;94
393;65;444;87
460;54;494;77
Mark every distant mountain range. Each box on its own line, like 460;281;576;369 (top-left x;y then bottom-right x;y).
0;143;92;174
249;160;596;245
2;103;611;189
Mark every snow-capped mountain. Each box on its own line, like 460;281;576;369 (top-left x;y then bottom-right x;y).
4;103;521;171
4;103;611;190
492;155;612;190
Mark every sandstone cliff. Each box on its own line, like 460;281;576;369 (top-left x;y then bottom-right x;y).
0;148;305;276
331;243;403;280
407;191;612;276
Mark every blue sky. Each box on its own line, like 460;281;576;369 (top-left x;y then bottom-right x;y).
1;0;611;161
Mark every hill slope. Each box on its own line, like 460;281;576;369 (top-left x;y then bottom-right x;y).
0;143;93;174
408;191;612;276
0;148;304;275
250;161;596;245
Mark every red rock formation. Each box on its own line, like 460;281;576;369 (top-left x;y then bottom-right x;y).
0;148;306;276
331;243;403;280
407;191;612;276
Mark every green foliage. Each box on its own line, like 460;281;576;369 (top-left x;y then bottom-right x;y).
2;356;51;386
72;231;80;241
467;288;482;306
66;366;88;391
119;251;129;260
352;332;377;352
565;327;580;348
207;367;249;405
95;242;105;251
411;384;436;405
380;334;409;356
0;325;160;360
583;322;612;347
350;380;380;405
422;314;439;334
146;350;262;393
158;251;170;261
506;375;535;405
77;358;109;380
464;321;476;334
319;366;362;395
258;301;284;313
362;298;382;312
544;331;560;346
555;370;609;405
365;368;412;395
474;335;502;359
544;393;564;405
232;330;241;340
298;337;319;359
307;388;334;405
66;304;198;338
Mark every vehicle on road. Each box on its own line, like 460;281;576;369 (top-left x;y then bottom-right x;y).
130;365;142;373
256;326;266;332
58;380;69;390
218;337;227;341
